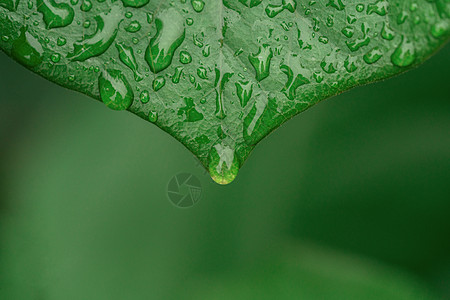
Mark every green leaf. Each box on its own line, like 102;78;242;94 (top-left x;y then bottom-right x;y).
0;0;449;184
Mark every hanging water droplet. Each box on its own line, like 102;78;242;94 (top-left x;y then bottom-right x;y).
98;69;134;111
208;143;240;185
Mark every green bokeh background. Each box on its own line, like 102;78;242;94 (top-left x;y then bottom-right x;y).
0;44;449;299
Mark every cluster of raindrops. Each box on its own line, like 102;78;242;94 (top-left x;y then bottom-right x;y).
0;0;448;183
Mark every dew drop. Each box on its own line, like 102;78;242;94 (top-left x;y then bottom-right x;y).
153;76;166;91
356;3;364;12
238;0;262;8
235;80;253;107
83;20;90;28
243;94;283;145
391;36;416;67
98;69;134;111
120;0;149;8
367;0;388;16
36;0;74;29
57;36;66;46
191;0;205;13
202;44;210;57
140;90;150;103
125;20;141;33
341;26;354;38
197;67;207;79
50;52;61;63
67;6;122;62
80;0;92;12
145;8;185;73
0;0;19;11
180;50;192;64
148;110;158;123
208;143;240;185
431;21;449;39
363;46;383;64
344;55;358;72
178;97;204;122
146;12;153;24
172;66;183;84
313;72;324;83
11;28;43;68
381;22;395;40
280;57;310;100
116;42;144;82
248;44;273;82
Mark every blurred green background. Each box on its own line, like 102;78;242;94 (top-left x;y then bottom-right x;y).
1;43;449;300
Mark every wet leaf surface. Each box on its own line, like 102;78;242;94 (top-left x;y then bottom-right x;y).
0;0;449;183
